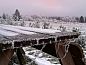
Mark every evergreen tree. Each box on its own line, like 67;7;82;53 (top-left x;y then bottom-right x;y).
85;17;86;23
13;9;22;21
57;17;61;20
79;16;84;23
0;16;1;18
75;17;79;22
2;13;6;19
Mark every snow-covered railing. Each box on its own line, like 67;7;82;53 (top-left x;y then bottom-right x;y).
0;24;79;49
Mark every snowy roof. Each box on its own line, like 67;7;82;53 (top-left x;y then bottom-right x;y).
0;24;79;49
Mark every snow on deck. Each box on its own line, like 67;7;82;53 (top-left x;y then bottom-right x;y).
0;25;36;35
0;28;19;36
0;24;79;46
0;24;61;34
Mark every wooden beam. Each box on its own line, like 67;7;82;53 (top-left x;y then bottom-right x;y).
55;43;75;65
16;48;26;65
33;44;57;57
0;49;14;65
68;44;85;65
55;42;85;65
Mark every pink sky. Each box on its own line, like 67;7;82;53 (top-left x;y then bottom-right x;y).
0;0;86;16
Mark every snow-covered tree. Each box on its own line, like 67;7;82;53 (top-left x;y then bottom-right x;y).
35;22;40;28
85;17;86;23
13;9;22;21
42;22;50;29
80;16;84;23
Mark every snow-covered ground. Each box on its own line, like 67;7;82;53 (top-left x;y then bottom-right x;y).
23;47;61;65
23;21;86;32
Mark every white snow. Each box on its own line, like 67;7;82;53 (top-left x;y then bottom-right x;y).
0;25;36;35
0;24;61;34
0;28;19;36
14;26;61;33
28;55;52;65
83;51;86;58
24;47;61;65
25;51;60;65
25;51;52;65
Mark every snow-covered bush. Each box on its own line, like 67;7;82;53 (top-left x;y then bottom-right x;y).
59;25;66;32
42;22;50;29
72;27;79;32
77;35;86;49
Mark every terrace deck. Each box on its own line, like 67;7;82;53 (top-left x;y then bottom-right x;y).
0;24;85;65
0;24;79;49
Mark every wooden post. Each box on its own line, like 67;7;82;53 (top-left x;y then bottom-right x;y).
16;48;26;65
55;43;75;65
55;42;85;65
0;49;14;65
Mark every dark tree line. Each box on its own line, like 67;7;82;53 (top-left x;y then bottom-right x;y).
72;16;86;23
49;16;86;23
1;9;22;21
79;16;86;23
1;9;86;23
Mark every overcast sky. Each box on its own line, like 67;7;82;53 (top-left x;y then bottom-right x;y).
0;0;86;16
